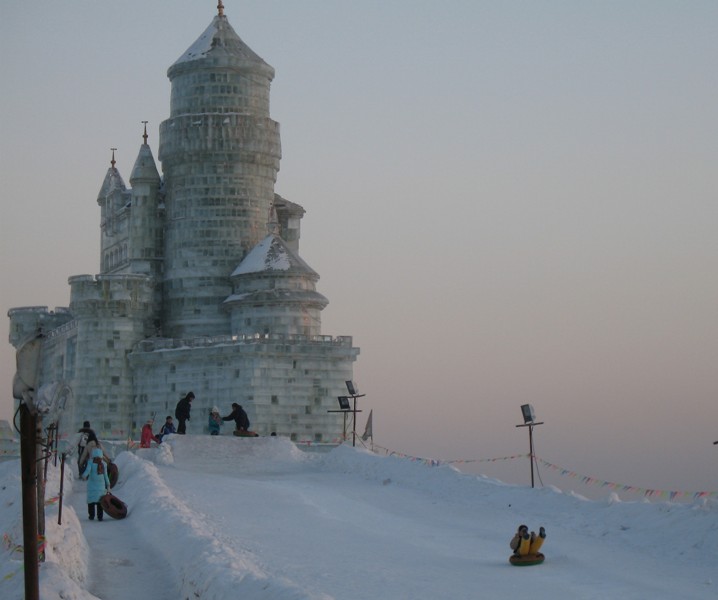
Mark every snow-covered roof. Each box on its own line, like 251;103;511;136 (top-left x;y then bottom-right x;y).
170;15;273;77
273;193;305;218
231;234;318;278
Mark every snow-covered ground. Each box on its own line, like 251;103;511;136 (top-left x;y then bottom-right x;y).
1;435;716;599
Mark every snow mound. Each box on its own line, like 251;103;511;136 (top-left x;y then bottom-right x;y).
111;449;323;599
1;438;716;599
151;434;315;475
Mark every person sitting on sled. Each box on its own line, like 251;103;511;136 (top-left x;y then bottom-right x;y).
510;524;546;556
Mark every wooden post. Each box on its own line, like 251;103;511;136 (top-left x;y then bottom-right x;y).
20;403;40;600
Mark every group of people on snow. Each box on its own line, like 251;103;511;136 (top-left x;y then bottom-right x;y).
74;392;253;464
70;394;255;522
172;391;252;437
137;392;253;445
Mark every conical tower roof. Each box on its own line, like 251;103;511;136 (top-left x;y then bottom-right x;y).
130;143;160;183
130;124;160;183
225;232;328;313
168;9;274;79
96;151;126;202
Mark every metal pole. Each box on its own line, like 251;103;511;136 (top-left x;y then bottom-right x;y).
352;396;357;447
515;420;543;489
528;424;535;488
20;403;40;600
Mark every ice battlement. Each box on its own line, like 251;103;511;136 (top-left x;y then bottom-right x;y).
134;333;355;353
7;306;73;347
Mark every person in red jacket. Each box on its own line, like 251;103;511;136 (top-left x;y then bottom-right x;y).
140;419;160;448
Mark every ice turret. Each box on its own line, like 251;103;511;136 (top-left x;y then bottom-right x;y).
224;229;329;338
97;149;131;273
128;124;163;281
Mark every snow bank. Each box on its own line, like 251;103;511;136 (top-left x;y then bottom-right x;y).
110;446;322;599
317;444;718;568
0;456;95;600
1;436;716;599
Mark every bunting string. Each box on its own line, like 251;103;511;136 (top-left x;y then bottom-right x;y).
533;457;717;501
371;444;717;500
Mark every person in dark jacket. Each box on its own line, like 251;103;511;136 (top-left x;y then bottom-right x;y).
222;403;250;432
175;392;194;434
157;416;176;441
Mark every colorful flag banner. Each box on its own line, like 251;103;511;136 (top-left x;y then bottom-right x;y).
370;444;717;500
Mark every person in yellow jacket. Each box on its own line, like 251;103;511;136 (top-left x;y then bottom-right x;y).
510;524;546;556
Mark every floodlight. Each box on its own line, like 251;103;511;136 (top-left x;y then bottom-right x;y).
345;380;357;395
337;396;350;410
520;404;535;424
13;334;43;403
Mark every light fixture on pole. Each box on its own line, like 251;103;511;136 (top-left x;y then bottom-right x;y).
328;395;358;442
344;381;366;447
515;404;544;488
327;382;366;446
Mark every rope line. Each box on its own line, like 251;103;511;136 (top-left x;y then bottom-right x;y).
370;444;717;500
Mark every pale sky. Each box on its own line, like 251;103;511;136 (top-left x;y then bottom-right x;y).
1;0;716;497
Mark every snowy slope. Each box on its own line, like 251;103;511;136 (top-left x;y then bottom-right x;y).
1;436;716;599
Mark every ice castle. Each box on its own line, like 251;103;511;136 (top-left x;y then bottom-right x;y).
8;3;360;442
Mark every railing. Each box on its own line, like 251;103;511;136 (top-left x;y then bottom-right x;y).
134;333;354;353
44;320;78;339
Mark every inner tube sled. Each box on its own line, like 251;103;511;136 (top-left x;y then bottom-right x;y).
100;492;128;520
233;430;259;437
509;553;545;566
107;462;119;489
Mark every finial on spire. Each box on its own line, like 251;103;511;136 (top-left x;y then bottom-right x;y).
142;121;149;145
110;148;117;169
218;1;225;17
267;202;280;236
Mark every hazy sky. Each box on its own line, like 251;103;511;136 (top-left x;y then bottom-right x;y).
1;1;716;498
